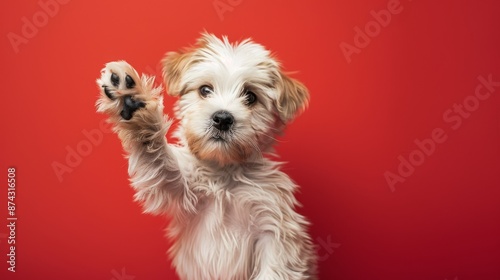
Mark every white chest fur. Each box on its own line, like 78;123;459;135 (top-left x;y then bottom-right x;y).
168;162;297;280
173;196;254;279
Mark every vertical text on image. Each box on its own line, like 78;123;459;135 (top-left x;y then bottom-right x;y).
6;167;17;272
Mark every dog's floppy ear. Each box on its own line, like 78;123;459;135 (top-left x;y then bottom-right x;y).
162;34;213;97
162;51;195;97
276;71;310;123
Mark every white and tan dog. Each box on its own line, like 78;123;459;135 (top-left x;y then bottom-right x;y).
96;33;317;280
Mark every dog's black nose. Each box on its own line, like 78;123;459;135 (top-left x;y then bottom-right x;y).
212;111;234;131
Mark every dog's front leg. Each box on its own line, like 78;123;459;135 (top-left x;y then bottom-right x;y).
96;61;196;215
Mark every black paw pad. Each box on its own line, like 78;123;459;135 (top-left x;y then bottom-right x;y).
120;95;146;120
102;85;116;100
111;73;120;87
125;74;135;89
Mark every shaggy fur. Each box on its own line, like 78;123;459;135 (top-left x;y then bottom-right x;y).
96;33;317;279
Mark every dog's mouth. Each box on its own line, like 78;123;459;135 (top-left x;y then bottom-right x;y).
210;131;229;142
211;136;225;142
207;125;233;143
189;125;257;164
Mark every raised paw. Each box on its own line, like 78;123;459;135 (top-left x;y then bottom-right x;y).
96;61;148;120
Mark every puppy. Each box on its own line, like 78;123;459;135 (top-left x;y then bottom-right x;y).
96;33;317;280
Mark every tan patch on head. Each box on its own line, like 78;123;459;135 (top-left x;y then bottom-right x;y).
276;71;310;123
161;51;195;97
161;34;213;97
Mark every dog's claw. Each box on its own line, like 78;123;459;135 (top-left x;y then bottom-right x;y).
120;95;145;120
111;72;120;87
125;74;135;89
102;85;116;100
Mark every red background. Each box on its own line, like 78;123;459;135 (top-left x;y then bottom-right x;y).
1;0;500;279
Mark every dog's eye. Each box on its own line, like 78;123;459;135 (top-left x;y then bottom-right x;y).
199;85;214;98
244;90;257;105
